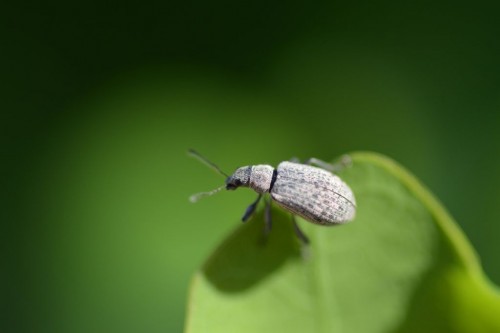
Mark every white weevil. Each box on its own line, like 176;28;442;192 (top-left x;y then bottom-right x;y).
189;149;356;243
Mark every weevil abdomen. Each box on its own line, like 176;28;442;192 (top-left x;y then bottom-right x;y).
270;161;356;225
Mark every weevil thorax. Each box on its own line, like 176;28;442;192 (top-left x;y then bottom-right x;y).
249;165;274;194
225;164;274;194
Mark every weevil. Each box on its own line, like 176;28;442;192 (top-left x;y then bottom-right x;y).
188;149;356;243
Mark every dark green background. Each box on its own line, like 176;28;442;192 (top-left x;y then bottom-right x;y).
2;1;499;332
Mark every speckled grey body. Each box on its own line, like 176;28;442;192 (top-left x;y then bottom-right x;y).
271;162;356;224
225;161;356;225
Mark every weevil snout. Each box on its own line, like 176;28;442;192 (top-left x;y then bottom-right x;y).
225;176;240;190
225;166;252;190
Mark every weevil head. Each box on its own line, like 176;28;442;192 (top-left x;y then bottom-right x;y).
225;166;252;190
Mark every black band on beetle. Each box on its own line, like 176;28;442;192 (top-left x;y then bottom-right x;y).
269;169;278;192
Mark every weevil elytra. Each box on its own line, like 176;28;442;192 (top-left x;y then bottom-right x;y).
188;149;356;243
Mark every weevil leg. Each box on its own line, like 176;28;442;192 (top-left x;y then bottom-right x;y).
304;155;352;173
291;214;310;244
264;197;272;236
242;194;262;222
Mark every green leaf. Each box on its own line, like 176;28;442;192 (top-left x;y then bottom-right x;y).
185;152;500;333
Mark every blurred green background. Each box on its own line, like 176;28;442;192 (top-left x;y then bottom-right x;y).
2;1;500;332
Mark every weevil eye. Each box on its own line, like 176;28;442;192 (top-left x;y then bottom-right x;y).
225;178;242;190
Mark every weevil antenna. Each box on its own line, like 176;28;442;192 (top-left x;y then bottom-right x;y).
189;185;225;203
188;149;229;178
